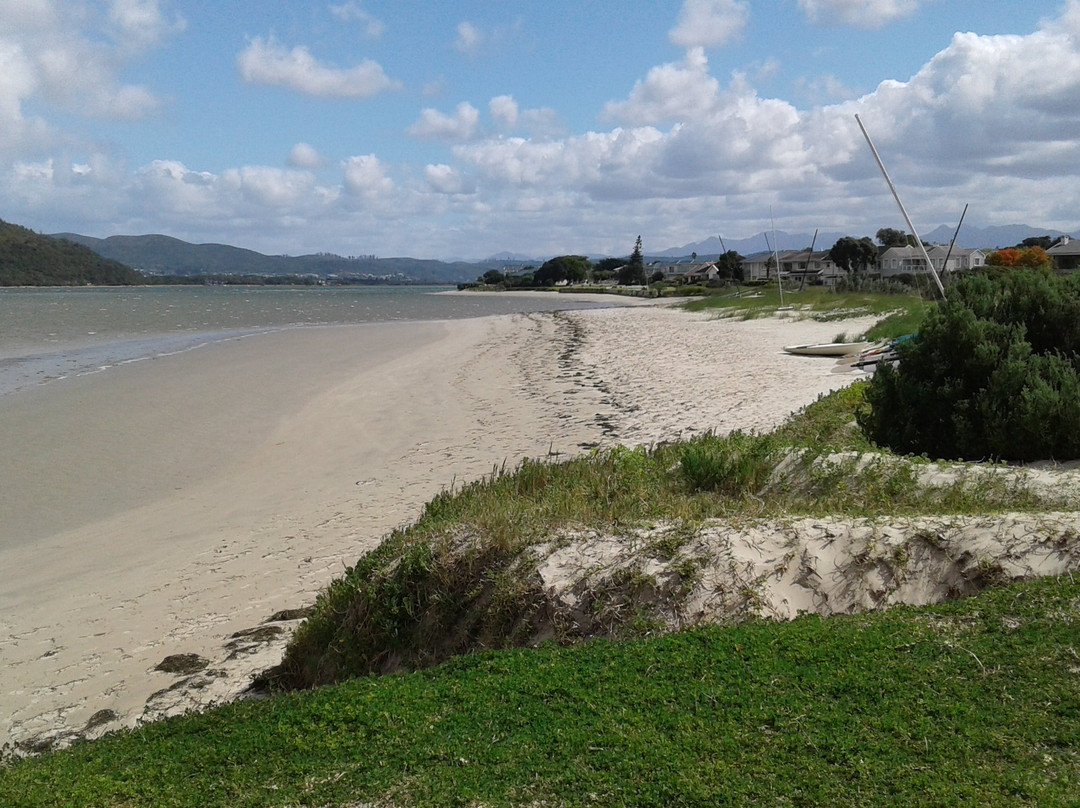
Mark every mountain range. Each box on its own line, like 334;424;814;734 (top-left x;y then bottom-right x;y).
53;232;493;284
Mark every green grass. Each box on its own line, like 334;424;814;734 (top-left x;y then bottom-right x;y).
684;286;930;335
5;575;1080;807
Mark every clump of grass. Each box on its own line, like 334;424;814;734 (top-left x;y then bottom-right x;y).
679;430;777;495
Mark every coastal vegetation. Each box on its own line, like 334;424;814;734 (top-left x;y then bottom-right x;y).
860;269;1080;461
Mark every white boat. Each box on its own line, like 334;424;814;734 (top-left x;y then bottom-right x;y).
783;341;871;357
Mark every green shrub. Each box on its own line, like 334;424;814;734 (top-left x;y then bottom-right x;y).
858;269;1080;461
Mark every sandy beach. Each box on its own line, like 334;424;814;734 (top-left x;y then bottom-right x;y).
1;303;881;752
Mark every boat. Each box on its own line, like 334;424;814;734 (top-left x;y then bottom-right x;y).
783;341;872;357
849;334;916;370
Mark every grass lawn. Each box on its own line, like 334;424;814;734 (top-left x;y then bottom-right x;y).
3;576;1079;807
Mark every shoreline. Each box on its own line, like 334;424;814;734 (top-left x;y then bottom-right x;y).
1;305;878;753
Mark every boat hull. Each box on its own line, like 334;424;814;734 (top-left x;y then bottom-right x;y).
783;341;871;357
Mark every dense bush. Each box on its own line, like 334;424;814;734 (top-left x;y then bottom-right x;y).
858;269;1080;461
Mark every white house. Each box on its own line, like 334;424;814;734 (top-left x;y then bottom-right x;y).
877;245;986;277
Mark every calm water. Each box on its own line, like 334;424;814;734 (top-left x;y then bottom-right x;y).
0;285;618;396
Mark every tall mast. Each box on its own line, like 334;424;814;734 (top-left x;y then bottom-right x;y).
855;114;945;299
771;208;784;307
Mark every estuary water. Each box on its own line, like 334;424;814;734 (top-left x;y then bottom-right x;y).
0;285;618;397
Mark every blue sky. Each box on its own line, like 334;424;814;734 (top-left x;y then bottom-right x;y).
2;0;1078;259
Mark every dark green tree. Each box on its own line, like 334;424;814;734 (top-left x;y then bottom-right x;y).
535;255;591;286
829;236;878;275
480;269;505;285
858;269;1080;461
876;228;913;247
618;236;646;285
714;250;744;282
1020;235;1054;250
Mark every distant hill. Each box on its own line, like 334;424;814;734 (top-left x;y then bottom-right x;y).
0;220;142;286
55;232;482;284
920;223;1073;250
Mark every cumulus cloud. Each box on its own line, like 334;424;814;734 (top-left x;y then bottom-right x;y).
424;163;475;194
602;48;720;125
797;0;921;28
107;0;187;53
670;0;749;48
0;0;179;132
407;102;480;140
342;154;394;198
455;22;483;54
287;142;324;169
221;166;319;209
237;36;400;98
490;95;518;128
328;1;385;37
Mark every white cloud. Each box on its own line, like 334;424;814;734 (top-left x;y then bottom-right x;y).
107;0;187;53
221;166;319;209
0;0;178;131
490;95;518;128
669;0;749;48
342;154;394;198
424;163;475;194
455;22;482;54
602;48;720;125
797;0;921;28
287;142;324;169
237;36;400;98
328;2;385;37
407;102;480;141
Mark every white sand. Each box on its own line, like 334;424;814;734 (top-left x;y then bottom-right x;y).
0;304;888;751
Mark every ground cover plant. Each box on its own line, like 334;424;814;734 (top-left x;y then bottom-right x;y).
4;575;1080;807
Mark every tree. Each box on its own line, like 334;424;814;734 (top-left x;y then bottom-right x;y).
1021;236;1054;250
876;228;912;247
829;236;878;275
986;247;1050;270
618;236;646;285
714;250;743;282
480;269;505;285
535;255;591;286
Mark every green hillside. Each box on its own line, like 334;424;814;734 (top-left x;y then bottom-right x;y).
56;232;484;283
0;220;142;286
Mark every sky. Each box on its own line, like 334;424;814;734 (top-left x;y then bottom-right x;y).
2;0;1079;260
